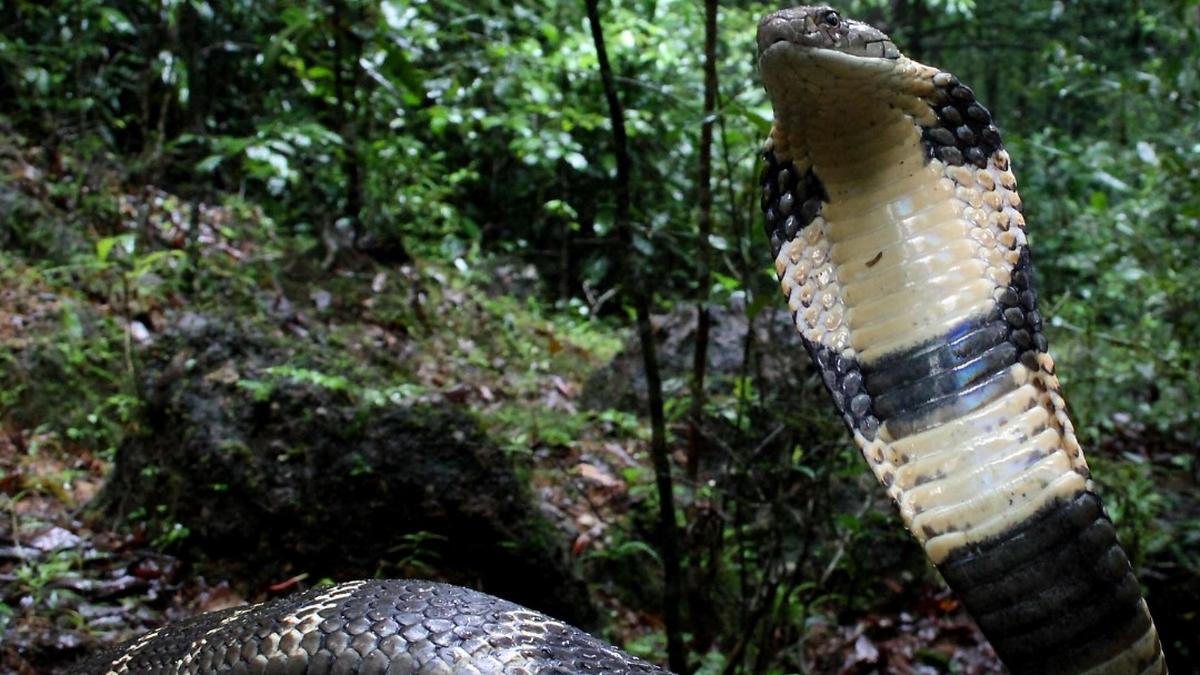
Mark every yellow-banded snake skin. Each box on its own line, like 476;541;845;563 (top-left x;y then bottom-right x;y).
70;6;1166;675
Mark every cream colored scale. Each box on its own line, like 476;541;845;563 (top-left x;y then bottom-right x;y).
768;50;1091;565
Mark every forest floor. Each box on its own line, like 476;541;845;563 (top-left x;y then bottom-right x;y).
0;415;1003;675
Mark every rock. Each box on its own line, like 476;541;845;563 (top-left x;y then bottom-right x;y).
100;317;596;627
581;299;812;413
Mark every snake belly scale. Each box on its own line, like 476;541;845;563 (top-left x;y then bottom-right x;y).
70;6;1166;675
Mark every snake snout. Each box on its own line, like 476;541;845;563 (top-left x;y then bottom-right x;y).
756;14;797;55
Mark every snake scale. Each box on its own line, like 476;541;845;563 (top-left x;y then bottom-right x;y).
70;6;1166;675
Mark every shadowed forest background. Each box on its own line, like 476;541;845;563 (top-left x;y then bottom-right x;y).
1;0;1198;673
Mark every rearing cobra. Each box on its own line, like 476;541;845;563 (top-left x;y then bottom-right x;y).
70;6;1167;674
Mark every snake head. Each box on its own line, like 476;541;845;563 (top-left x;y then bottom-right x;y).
757;6;900;61
756;6;918;143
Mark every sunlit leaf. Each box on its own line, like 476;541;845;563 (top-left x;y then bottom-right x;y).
1135;141;1159;166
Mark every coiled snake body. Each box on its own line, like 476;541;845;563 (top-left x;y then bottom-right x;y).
72;6;1166;674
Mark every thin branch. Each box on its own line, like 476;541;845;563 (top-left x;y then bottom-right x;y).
686;0;717;481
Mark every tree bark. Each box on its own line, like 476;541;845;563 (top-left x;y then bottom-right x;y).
583;1;686;671
686;0;718;483
685;0;720;656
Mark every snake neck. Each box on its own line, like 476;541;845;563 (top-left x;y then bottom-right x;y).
759;58;1086;557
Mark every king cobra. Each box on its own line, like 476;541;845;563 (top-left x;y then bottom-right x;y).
70;6;1166;675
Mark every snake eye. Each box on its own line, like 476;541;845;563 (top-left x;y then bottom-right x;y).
821;10;840;27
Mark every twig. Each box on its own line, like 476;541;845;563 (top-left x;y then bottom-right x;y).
819;491;874;586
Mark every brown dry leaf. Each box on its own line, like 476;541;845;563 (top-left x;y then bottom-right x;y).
443;384;472;404
551;375;575;398
577;462;620;489
29;526;81;552
600;442;639;468
851;633;880;665
196;583;246;613
571;532;592;556
205;361;240;385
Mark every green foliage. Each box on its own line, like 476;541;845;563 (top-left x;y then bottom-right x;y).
384;531;448;578
584;535;662;566
1092;452;1199;577
0;217;198;457
153;521;192;549
264;365;351;392
1017;126;1200;439
19;301;136;458
12;550;78;607
1;0;781;295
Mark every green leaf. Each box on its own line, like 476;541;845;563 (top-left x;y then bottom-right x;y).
305;66;333;80
1092;170;1129;193
98;7;134;34
543;199;579;219
96;234;135;262
383;50;426;107
707;234;729;251
563;151;588;170
196;154;224;173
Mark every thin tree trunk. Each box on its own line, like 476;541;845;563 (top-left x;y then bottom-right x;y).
687;0;717;481
685;0;720;657
583;1;686;671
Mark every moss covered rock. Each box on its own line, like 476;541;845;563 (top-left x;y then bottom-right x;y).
102;315;596;626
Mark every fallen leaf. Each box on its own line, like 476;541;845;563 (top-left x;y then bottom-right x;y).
311;289;332;311
196;583;246;613
29;526;81;552
577;462;620;488
853;634;879;663
205;361;240;385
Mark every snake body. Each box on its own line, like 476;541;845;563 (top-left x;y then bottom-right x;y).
757;6;1165;674
71;6;1165;675
70;580;664;674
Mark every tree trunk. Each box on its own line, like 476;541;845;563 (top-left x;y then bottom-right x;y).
685;0;720;656
686;0;718;482
583;1;686;671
